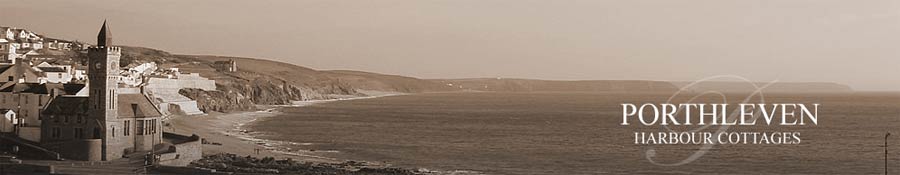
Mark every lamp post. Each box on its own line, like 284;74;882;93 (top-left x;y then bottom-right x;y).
886;132;891;175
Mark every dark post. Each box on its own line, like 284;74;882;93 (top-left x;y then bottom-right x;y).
886;132;891;175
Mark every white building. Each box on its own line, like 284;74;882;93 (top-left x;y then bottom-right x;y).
0;109;16;133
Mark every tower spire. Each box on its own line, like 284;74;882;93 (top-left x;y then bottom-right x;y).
97;20;112;47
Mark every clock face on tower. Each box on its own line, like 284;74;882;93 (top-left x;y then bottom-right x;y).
94;62;103;71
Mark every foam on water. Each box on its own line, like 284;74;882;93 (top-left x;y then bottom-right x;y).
222;93;409;163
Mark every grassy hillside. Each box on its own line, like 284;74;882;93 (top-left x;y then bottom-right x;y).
52;46;852;112
115;47;458;112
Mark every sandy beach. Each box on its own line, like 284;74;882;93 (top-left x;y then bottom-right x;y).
165;92;405;164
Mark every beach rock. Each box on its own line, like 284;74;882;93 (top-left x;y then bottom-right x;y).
191;153;422;175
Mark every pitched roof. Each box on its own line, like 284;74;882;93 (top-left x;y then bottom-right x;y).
0;65;13;74
43;93;162;118
61;84;86;95
37;67;66;73
42;96;89;115
0;83;85;95
117;94;162;118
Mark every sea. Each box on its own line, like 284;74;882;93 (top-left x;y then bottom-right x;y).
249;92;900;174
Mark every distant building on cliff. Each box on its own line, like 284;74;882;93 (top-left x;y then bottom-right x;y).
212;59;237;72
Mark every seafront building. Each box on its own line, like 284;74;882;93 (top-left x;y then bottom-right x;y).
39;21;164;161
0;22;205;165
0;21;210;166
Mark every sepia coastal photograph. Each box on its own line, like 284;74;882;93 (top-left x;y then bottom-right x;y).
1;0;900;174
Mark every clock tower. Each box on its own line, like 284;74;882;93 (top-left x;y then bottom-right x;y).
87;20;122;160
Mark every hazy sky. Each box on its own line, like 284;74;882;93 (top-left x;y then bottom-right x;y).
1;0;899;90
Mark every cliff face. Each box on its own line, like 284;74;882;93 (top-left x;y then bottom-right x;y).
179;88;254;113
149;51;453;112
178;77;355;112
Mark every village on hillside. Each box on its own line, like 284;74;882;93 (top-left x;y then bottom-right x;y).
0;23;241;173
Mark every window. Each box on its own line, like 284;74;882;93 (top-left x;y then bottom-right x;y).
7;76;11;81
136;120;145;135
124;120;130;136
150;119;157;134
63;115;69;123
108;91;112;109
76;116;83;123
111;127;115;138
74;128;83;139
93;128;101;138
51;127;60;138
53;115;59;123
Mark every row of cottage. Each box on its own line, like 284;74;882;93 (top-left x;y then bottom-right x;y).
0;22;209;164
1;26;79;51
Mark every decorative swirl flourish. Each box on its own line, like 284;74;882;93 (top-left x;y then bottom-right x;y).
645;75;778;166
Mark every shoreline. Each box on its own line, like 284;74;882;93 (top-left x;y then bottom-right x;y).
166;92;408;165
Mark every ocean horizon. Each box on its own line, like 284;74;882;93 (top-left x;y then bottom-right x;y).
247;92;900;174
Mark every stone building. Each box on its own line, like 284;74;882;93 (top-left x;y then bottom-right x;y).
212;59;237;72
40;22;163;161
35;63;75;84
0;83;85;142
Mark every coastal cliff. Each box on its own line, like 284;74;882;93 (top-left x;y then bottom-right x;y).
87;46;852;112
115;47;456;112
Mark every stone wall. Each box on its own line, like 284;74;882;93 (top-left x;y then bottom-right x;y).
158;132;202;167
145;74;216;93
17;126;39;142
0;112;13;133
103;118;130;161
151;165;226;174
44;139;102;161
1;163;55;174
144;73;215;115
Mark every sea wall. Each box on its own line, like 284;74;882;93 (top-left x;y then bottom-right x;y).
159;132;203;167
151;165;228;174
1;163;55;174
145;74;216;93
144;73;216;115
43;139;102;161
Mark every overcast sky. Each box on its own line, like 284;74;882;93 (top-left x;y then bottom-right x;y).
1;0;899;90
